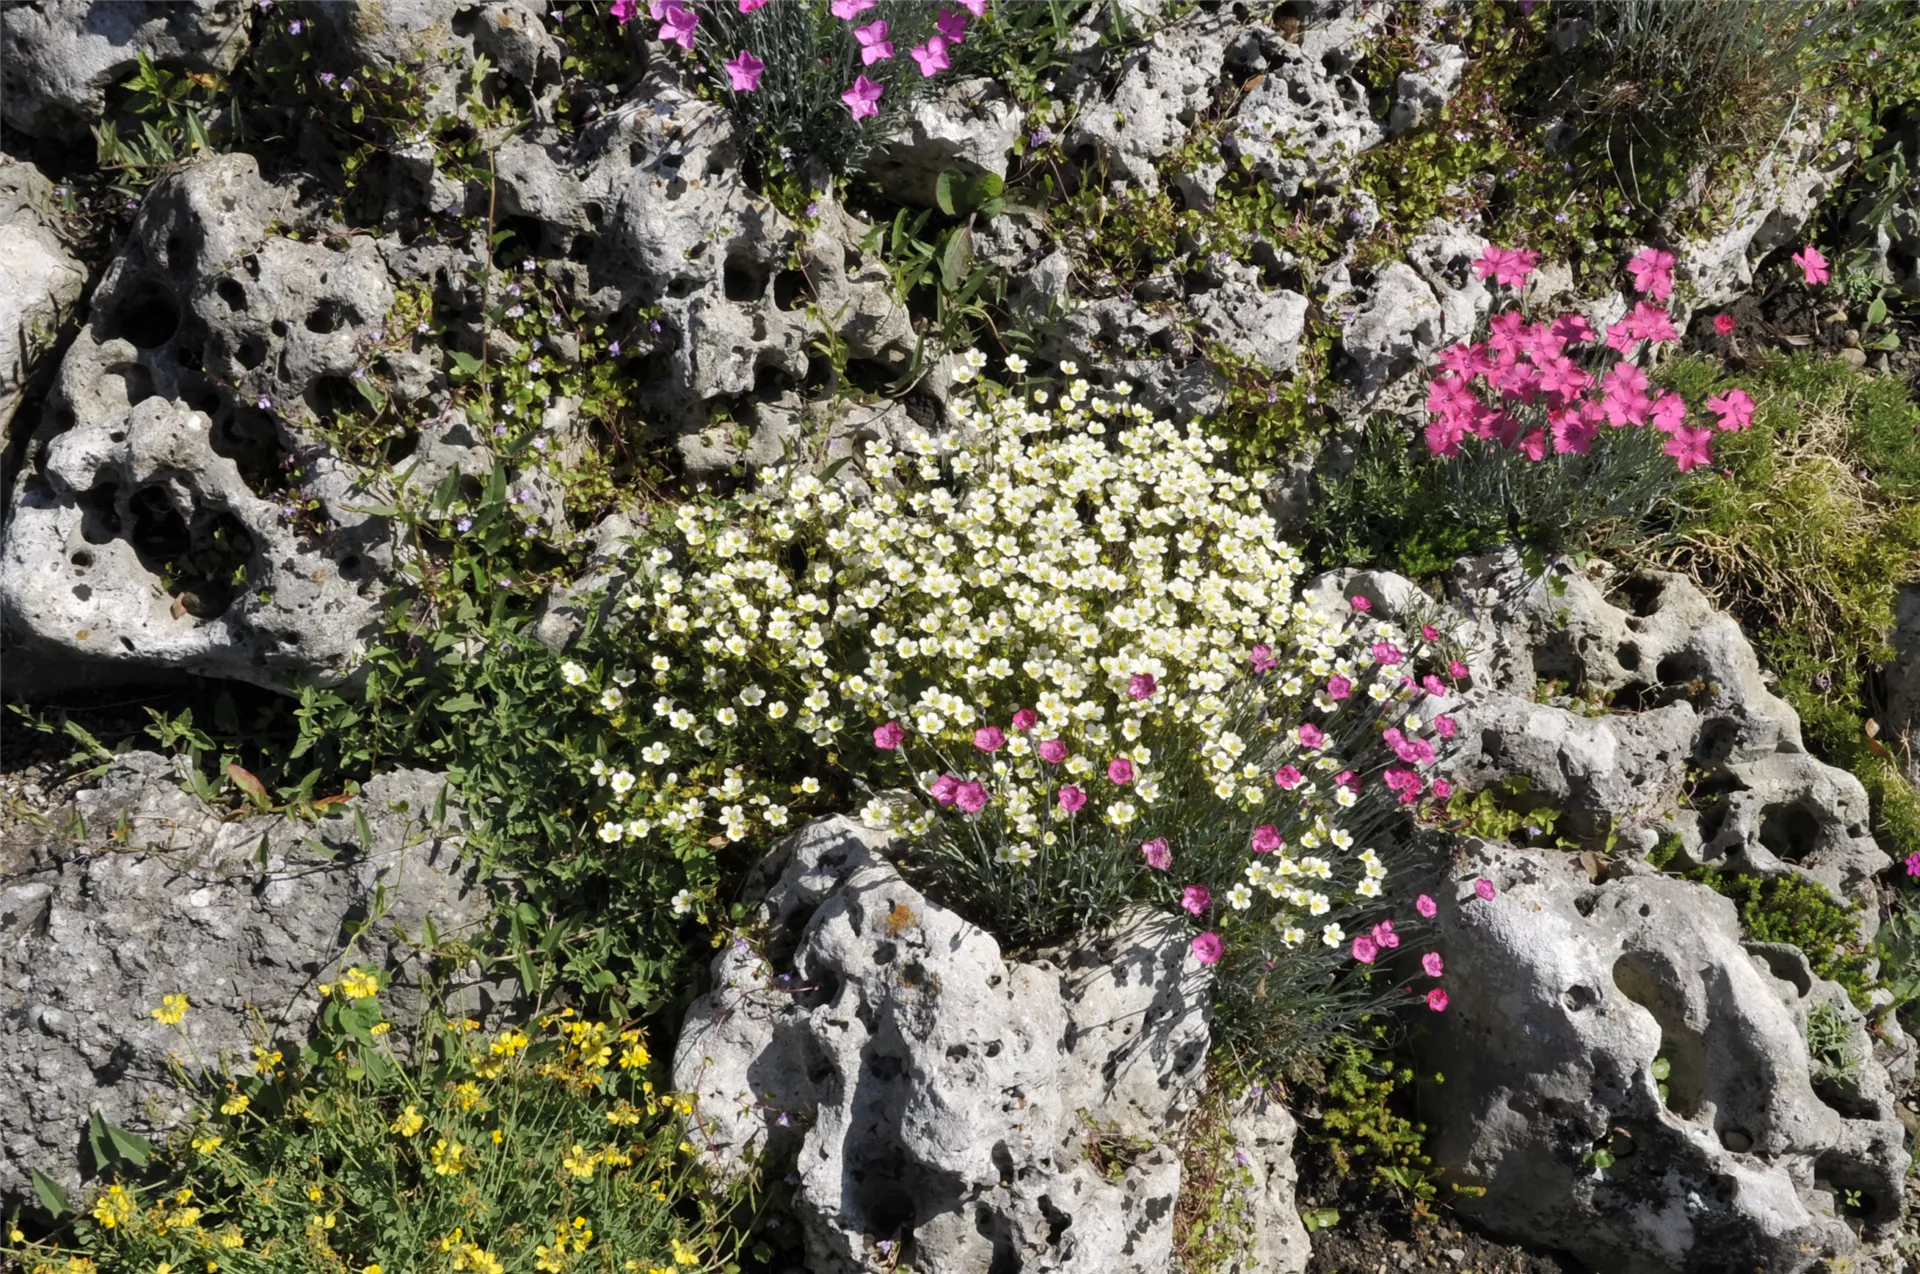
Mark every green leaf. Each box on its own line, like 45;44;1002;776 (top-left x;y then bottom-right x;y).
106;1122;153;1168
1867;297;1888;327
353;375;386;409
941;227;974;294
450;351;484;377
438;693;484;713
228;763;272;810
353;806;374;850
934;170;962;217
31;1168;69;1218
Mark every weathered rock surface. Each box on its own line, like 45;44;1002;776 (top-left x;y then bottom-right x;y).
0;0;249;142
675;817;1308;1274
0;753;510;1203
1679;127;1852;311
1422;840;1907;1274
867;77;1023;209
0;156;87;432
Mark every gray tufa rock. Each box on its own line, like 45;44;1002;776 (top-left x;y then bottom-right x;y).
1423;841;1907;1274
867;78;1023;209
673;817;1305;1274
0;1;249;142
1387;43;1468;137
0;754;512;1204
1065;14;1235;193
0;156;87;432
1188;270;1311;374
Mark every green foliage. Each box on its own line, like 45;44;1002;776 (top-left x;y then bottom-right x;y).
1873;903;1920;1014
5;987;744;1274
1626;354;1920;864
1301;1037;1437;1208
1806;1000;1862;1085
1169;1091;1259;1274
1559;1;1856;212
1681;865;1873;1010
91;53;230;201
1304;416;1686;580
1431;776;1572;850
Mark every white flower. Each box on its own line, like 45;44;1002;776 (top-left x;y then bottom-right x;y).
561;661;588;686
738;685;767;706
858;797;895;829
716;706;738;726
1226;884;1253;911
671;889;695;916
1059;360;1079;375
642;742;670;765
613;668;637;687
599;688;624;712
799;776;821;794
766;701;789;720
651;654;672;672
1004;354;1028;374
597;822;623;843
669;709;696;731
1321;924;1345;948
1280;926;1306;947
609;770;636;796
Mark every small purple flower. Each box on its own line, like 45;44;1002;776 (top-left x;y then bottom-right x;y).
1030;126;1052;145
607;340;621;356
289;18;303;33
505;304;525;318
776;1111;791;1126
805;201;820;218
318;71;336;85
456;516;473;532
257;396;273;410
1815;674;1832;689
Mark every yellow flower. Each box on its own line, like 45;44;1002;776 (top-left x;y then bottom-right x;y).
489;1029;529;1058
151;994;190;1026
318;983;333;997
307;1186;323;1201
217;1229;244;1249
429;1138;468;1176
91;1184;134;1229
363;1266;384;1274
251;1046;283;1071
672;1238;699;1266
452;1081;485;1112
219;1094;250;1117
156;1264;174;1274
606;1105;641;1127
490;1128;503;1145
618;1043;650;1070
369;1021;392;1036
339;967;380;1000
390;1105;424;1138
191;1134;224;1155
560;1144;597;1180
8;1225;23;1242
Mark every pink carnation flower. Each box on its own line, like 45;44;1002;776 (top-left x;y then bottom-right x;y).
873;720;904;750
935;7;968;41
1626;246;1676;302
973;726;1005;753
1422;951;1445;978
910;35;951;76
1140;837;1172;870
1427;987;1450;1012
1792;244;1829;285
1473;244;1541;289
1128;672;1158;700
1714;313;1737;336
1011;708;1039;731
841;74;884;120
1416;894;1438;918
1327;675;1352;701
1190;932;1223;965
954;780;988;814
1371;920;1399;949
1297;722;1325;749
657;1;698;49
1431;777;1452;800
1038;738;1068;765
1249;644;1279;673
854;19;892;63
723;48;766;91
1351;935;1379;963
1250;824;1282;853
1664;423;1714;472
1474;878;1497;901
1272;765;1304;790
829;0;874;16
930;774;959;806
1705;388;1755;432
1057;784;1086;813
1107;758;1135;785
1181;885;1211;916
611;0;638;23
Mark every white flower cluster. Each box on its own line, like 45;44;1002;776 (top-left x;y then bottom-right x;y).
563;370;1447;939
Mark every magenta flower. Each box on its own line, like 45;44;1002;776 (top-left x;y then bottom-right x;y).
841;74;884;120
854;18;892;63
1792;244;1829;286
1334;770;1359;792
657;1;698;49
910;35;951;76
1057;784;1087;813
873;720;904;750
739;0;770;9
959;0;988;13
1705;388;1755;432
1011;708;1039;731
1250;824;1282;853
1326;675;1352;701
1422;951;1445;978
1473;244;1540;288
936;7;969;41
1297;722;1325;749
1664;423;1714;473
1128;672;1158;700
1037;738;1068;765
1650;391;1687;436
1474;878;1497;902
1427;987;1450;1012
829;0;874;17
1421;674;1447;697
724;48;766;91
1626;246;1676;302
1714;313;1737;336
1190;932;1223;965
1350;595;1372;613
1448;660;1469;680
1431;777;1452;800
611;0;638;22
930;774;959;806
1371;920;1399;950
1107;758;1135;785
1181;885;1211;916
1273;765;1303;790
973;725;1005;753
1140;837;1172;871
954;780;988;814
1249;643;1279;673
1351;935;1380;964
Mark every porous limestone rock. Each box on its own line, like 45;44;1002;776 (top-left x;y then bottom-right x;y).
1422;840;1907;1274
0;0;248;142
675;817;1307;1274
1;153;409;688
867;77;1024;209
1065;14;1234;192
1219;25;1383;200
1679;127;1852;311
0;753;510;1204
1387;42;1468;137
1188;272;1310;374
0;156;87;431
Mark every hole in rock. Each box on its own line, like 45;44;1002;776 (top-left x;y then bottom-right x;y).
1619;575;1665;617
216;278;248;311
497;215;546;262
109;278;181;348
1612;950;1708;1120
180;380;222;416
450;5;481;35
119;636;135;653
568;234;593;263
1696;717;1741;764
77;480;125;543
306;303;341;334
127;490;254;619
1037;1196;1071;1247
773;269;808;311
270;318;287;337
1616;642;1641;672
210;408;287;496
71;584;92;601
723;255;769;302
1655;651;1704;687
109;362;156;408
1757;801;1821;862
236;337;266;370
70;550;94;568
